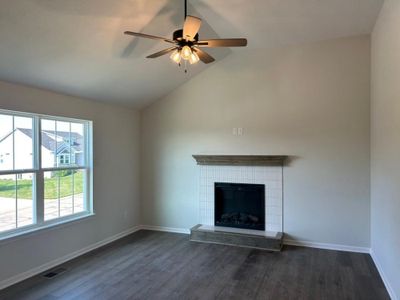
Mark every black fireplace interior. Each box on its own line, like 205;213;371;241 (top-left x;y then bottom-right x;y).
214;182;265;231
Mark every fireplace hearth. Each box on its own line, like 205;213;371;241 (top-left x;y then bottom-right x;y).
214;182;265;231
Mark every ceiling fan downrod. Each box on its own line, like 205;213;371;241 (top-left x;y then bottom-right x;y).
184;0;188;19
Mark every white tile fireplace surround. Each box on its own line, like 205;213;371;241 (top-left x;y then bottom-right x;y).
197;163;283;233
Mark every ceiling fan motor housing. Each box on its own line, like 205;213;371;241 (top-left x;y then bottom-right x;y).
173;29;199;43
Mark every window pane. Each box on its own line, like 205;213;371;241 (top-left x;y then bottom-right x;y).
73;170;85;213
16;174;34;227
0;173;34;233
71;123;85;167
59;170;73;217
41;120;85;169
44;171;59;220
0;174;16;232
44;170;83;220
41;120;57;168
56;121;70;167
14;116;34;170
0;114;14;171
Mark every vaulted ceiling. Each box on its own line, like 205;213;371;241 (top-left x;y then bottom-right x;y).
0;0;383;108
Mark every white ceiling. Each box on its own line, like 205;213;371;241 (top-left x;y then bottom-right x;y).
0;0;383;108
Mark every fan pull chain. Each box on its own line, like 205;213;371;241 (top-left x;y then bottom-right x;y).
176;61;188;74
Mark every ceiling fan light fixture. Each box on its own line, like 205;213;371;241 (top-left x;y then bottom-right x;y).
189;51;200;64
181;45;192;60
170;49;181;64
124;0;247;69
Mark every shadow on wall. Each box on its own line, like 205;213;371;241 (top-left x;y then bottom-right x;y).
284;155;301;167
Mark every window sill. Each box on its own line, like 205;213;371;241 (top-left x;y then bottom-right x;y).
0;212;96;245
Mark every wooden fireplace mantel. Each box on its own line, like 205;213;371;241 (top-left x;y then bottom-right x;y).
192;155;288;166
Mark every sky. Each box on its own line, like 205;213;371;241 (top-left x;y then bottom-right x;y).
0;114;32;140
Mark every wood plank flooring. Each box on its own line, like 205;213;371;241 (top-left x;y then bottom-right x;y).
0;230;390;300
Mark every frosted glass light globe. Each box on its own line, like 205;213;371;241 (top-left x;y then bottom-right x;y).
181;45;192;60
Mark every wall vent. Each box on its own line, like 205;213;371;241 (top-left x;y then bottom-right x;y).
43;268;67;279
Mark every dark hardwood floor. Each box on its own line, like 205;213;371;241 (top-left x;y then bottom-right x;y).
0;230;389;300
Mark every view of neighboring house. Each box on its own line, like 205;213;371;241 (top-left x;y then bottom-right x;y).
0;128;84;179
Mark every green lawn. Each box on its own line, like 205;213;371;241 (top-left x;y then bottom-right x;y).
0;171;83;199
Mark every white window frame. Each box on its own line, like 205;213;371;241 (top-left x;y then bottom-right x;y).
0;109;93;241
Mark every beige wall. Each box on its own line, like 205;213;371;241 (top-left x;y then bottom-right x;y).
0;80;141;284
141;35;371;247
371;0;400;298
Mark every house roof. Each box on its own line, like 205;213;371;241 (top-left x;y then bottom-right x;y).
17;128;83;153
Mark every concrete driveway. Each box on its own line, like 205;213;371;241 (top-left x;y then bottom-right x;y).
0;194;84;233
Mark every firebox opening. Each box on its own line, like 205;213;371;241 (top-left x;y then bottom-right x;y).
214;182;265;231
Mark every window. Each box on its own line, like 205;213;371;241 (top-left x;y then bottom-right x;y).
0;109;93;238
59;154;70;165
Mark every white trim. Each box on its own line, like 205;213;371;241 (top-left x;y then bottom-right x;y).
0;108;91;124
140;225;190;234
0;226;141;290
370;249;398;300
0;108;93;240
283;239;371;253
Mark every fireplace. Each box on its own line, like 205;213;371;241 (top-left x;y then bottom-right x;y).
214;182;265;231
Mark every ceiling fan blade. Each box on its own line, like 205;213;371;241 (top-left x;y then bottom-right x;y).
146;47;177;59
124;31;175;44
183;15;202;41
193;48;215;64
196;38;247;47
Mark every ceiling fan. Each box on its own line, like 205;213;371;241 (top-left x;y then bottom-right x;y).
124;0;247;68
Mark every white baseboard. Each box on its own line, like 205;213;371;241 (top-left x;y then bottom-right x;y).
139;225;190;234
370;249;398;300
283;239;371;254
0;225;141;291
